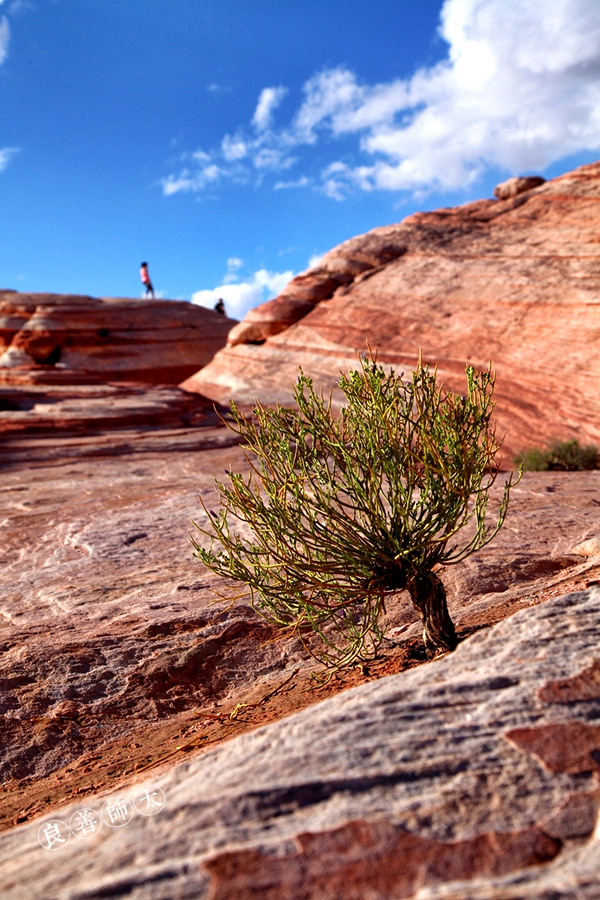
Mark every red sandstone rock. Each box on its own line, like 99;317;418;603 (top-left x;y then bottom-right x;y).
227;270;355;346
0;383;221;435
0;292;234;385
506;721;600;775
186;161;600;461
3;585;600;898
493;175;546;199
205;821;559;900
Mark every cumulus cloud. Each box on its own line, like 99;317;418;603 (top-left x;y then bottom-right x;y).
191;267;294;320
164;0;600;199
0;146;18;172
252;86;288;131
308;0;600;194
0;13;9;65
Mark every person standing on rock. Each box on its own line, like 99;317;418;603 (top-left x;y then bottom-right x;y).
214;298;226;316
140;262;155;299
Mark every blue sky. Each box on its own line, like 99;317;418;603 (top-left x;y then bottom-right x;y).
1;0;600;319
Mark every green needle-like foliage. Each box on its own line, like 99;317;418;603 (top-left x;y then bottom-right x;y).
192;355;518;673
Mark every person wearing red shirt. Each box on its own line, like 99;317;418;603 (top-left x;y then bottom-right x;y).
140;262;155;298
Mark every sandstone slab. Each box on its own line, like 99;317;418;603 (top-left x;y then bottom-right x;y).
2;587;600;898
187;161;600;461
0;383;223;436
0;430;598;829
0;292;235;385
493;175;546;199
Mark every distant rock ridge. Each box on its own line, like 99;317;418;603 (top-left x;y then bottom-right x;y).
184;161;600;460
493;175;546;200
0;292;234;386
225;175;547;349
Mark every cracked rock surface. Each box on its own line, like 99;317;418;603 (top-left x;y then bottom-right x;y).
2;588;600;899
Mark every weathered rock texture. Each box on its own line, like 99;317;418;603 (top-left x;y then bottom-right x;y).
0;291;234;385
186;161;600;460
2;586;600;899
493;175;546;199
0;417;598;828
0;383;222;436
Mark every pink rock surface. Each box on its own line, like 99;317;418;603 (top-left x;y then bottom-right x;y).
3;585;600;899
0;292;234;385
186;161;600;461
0;383;223;436
493;175;546;199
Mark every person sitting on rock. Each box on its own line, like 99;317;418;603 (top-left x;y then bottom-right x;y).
214;298;226;315
140;262;155;299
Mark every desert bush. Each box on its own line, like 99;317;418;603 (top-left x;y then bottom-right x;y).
193;355;517;672
515;438;599;471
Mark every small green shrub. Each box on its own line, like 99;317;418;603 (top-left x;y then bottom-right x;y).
515;438;599;472
193;355;517;672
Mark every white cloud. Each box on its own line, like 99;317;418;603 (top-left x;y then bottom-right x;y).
161;156;226;195
9;1;35;14
222;133;247;161
0;146;18;172
274;176;311;190
164;0;600;199
222;257;243;283
191;268;294;320
0;14;9;64
252;86;288;131
207;83;233;94
292;0;600;194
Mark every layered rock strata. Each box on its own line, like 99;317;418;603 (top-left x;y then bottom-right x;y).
0;439;598;816
0;292;234;385
0;383;224;436
186;161;600;460
2;587;600;898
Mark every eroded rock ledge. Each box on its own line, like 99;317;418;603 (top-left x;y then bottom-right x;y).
2;586;600;899
224;174;547;348
0;292;234;385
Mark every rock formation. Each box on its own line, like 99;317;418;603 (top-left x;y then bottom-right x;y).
493;175;546;199
2;162;600;898
0;291;234;385
1;417;598;828
0;383;224;436
2;585;600;898
185;161;600;461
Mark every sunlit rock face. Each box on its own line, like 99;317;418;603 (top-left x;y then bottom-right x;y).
3;584;600;899
0;292;234;385
185;161;600;462
493;175;546;199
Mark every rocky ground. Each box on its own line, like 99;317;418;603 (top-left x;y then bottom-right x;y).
0;291;234;385
2;579;600;898
0;419;598;887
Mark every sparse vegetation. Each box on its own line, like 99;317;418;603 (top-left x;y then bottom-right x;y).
193;355;517;673
514;438;599;472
